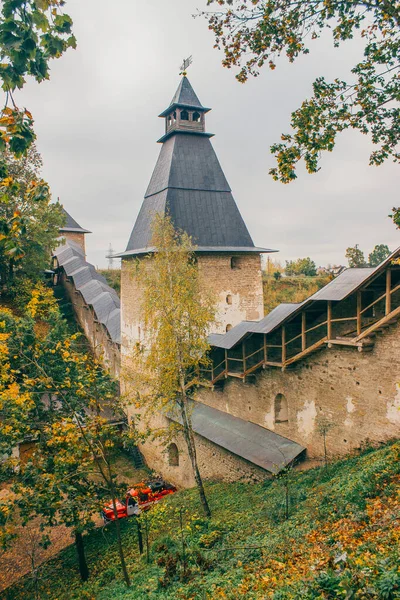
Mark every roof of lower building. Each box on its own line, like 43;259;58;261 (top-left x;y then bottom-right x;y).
53;239;120;344
60;209;91;234
168;401;305;474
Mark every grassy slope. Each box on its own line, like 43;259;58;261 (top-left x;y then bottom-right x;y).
6;441;400;600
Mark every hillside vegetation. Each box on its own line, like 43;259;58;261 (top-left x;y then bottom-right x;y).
263;275;330;315
6;441;400;600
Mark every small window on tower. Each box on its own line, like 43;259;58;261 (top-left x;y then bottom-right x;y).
226;324;232;332
226;294;232;305
231;257;240;270
180;109;189;121
167;115;172;127
193;111;201;122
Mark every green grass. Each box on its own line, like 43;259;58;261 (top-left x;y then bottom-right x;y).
5;441;400;600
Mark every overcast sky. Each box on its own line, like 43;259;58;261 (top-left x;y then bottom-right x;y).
20;0;399;269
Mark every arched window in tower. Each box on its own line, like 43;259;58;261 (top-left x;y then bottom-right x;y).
193;111;201;122
226;324;232;332
173;111;177;122
274;393;289;423
167;115;172;127
168;443;179;466
180;109;189;121
226;294;232;305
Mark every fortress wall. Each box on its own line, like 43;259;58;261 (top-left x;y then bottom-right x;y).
59;273;120;377
197;320;400;462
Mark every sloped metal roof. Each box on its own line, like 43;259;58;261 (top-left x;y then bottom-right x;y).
170;76;203;109
308;268;376;302
158;76;210;117
121;133;275;257
247;303;306;335
53;240;121;344
60;209;91;234
169;401;305;474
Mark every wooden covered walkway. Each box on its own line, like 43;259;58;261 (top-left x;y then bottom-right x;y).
204;248;400;384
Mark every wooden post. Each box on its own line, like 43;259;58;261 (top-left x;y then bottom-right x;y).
281;326;286;364
224;349;228;376
263;333;267;364
386;268;391;315
242;341;246;375
327;301;332;340
301;311;306;351
357;291;362;336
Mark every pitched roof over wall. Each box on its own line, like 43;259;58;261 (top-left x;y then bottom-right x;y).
53;239;120;344
169;401;305;474
209;247;400;349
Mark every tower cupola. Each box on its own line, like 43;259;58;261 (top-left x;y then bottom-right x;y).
158;76;212;143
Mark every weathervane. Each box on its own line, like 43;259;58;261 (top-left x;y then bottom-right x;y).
179;55;193;76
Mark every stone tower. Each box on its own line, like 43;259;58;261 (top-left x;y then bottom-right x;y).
59;208;91;256
118;76;275;350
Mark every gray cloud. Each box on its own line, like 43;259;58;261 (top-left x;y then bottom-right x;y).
18;0;399;269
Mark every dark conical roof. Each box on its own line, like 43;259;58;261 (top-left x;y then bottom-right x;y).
159;76;210;117
116;78;275;258
60;208;91;233
170;76;203;108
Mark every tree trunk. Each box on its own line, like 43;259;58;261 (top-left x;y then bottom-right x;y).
111;496;131;587
74;530;89;582
179;398;211;518
136;518;143;554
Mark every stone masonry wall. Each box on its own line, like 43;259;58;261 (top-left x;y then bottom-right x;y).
197;320;400;462
61;232;86;255
197;254;264;333
120;253;264;349
60;273;120;377
127;410;268;489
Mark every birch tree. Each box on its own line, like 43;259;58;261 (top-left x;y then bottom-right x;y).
128;216;216;518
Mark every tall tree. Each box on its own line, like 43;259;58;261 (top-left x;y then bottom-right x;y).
368;244;390;267
127;216;216;518
345;244;367;268
203;1;400;185
0;287;134;587
0;0;75;160
0;145;64;287
285;257;317;276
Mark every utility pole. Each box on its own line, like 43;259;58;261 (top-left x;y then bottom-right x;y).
107;243;114;270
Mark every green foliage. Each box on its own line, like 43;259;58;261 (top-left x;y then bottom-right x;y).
368;244;391;267
263;274;329;314
345;244;367;268
5;441;400;599
204;1;400;186
346;243;391;268
0;0;75;158
285;257;317;277
0;145;64;288
98;269;121;294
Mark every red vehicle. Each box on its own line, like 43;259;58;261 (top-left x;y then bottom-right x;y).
102;479;176;523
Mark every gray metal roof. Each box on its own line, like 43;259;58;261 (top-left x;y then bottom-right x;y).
60;209;91;234
169;401;305;474
53;240;121;344
122;133;274;256
158;76;210;117
308;268;376;302
170;76;203;109
247;303;306;335
208;248;400;351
